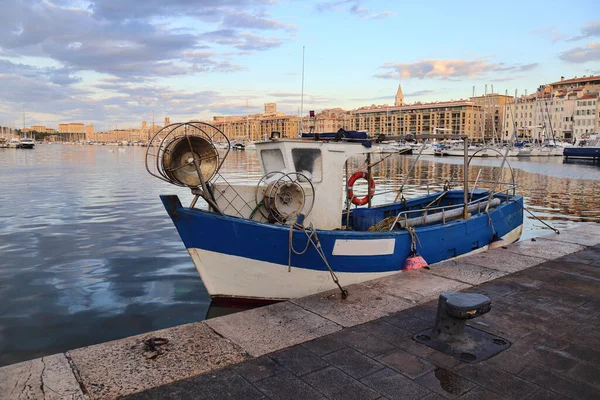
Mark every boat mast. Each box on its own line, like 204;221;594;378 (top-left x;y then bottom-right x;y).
300;46;305;134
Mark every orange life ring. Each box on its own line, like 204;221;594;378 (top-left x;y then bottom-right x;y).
347;171;376;206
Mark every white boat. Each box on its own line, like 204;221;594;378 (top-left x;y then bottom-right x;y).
20;137;35;149
7;138;21;148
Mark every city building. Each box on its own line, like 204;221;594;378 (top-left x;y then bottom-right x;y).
347;100;485;139
394;85;404;106
85;125;94;140
503;75;600;141
264;103;277;115
573;95;599;137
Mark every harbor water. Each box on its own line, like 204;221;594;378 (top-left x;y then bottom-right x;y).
1;144;599;367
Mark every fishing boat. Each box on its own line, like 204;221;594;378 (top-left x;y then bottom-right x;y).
146;122;523;303
0;138;7;148
564;134;600;161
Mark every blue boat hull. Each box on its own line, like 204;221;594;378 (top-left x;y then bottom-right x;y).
564;147;600;160
161;194;523;301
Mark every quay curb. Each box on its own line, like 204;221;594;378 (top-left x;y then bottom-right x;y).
1;223;598;399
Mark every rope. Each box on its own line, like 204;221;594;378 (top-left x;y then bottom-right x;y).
288;222;348;298
509;199;560;234
406;226;422;252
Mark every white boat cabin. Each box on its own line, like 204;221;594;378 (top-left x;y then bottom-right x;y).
212;139;374;230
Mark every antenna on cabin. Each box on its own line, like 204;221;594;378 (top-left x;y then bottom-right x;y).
300;46;305;135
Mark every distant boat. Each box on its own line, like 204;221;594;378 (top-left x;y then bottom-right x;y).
20;137;35;149
8;138;21;148
564;134;600;161
0;138;8;148
232;143;246;151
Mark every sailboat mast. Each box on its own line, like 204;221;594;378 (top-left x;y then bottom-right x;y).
300;46;305;134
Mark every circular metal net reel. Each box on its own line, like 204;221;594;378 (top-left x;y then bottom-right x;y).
145;122;230;188
256;172;315;224
162;136;218;187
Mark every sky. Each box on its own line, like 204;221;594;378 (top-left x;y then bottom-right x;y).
0;0;598;131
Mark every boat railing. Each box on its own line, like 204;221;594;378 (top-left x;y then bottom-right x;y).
383;184;519;231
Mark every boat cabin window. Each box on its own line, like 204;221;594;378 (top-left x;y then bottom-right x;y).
260;149;286;173
291;148;322;182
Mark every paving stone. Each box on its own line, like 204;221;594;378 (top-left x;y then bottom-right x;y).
459;248;546;273
206;302;341;357
184;368;265;400
354;319;412;344
322;347;384;379
527;345;580;372
567;363;600;388
421;393;448;400
124;378;201;400
383;315;432;333
393;337;436;357
425;260;508;285
0;353;84;400
363;269;468;303
523;389;570;400
402;305;437;322
415;368;476;399
331;326;397;357
292;282;414;327
253;370;325;400
269;345;330;377
557;248;600;267
376;349;435;379
562;342;600;365
68;322;246;400
425;351;462;370
303;366;380;400
455;363;538;400
360;367;432;400
500;237;585;260
483;344;536;375
233;356;284;383
455;386;504;399
520;364;599;400
300;336;347;357
540;223;600;247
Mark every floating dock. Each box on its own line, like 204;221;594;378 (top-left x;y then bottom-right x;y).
1;223;599;399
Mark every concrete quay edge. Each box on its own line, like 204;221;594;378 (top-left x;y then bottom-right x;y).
1;223;598;399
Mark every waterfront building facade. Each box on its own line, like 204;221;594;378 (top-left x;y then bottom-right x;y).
346;100;485;139
503;75;600;141
573;95;599;137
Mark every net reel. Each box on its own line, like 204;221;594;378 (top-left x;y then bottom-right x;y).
145;122;230;212
145;122;229;187
255;172;315;224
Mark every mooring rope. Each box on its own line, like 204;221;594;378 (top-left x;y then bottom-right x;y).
288;222;348;299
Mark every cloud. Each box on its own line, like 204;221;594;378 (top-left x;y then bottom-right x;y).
316;0;394;19
531;26;563;43
221;11;296;31
375;59;538;80
568;20;600;42
559;42;600;63
0;0;290;82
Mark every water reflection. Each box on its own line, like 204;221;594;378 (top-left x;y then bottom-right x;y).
0;145;598;366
